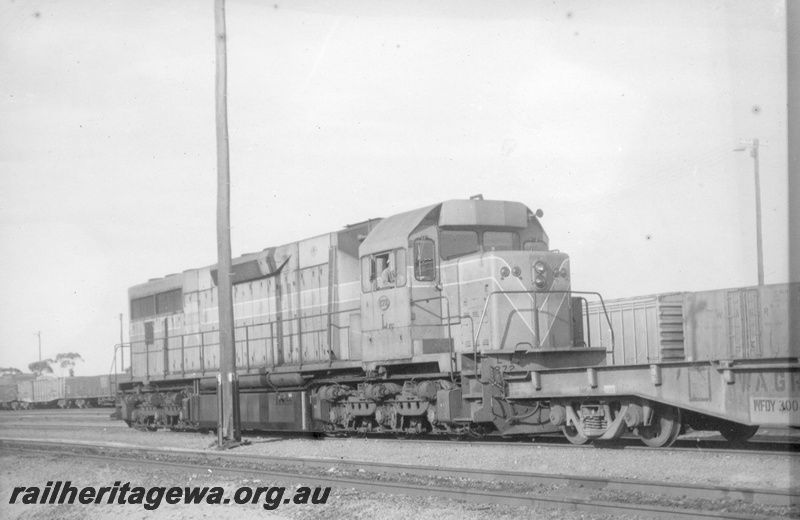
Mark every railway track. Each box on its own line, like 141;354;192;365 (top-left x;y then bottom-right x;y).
0;437;796;519
1;410;797;456
363;432;800;456
0;408;111;415
0;408;118;429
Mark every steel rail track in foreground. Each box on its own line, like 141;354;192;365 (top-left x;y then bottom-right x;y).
319;429;800;455
0;438;795;517
1;413;796;456
0;447;783;520
378;434;800;457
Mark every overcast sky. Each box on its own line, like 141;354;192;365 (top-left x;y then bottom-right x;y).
0;0;791;376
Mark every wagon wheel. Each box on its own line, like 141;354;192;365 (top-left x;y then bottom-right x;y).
718;421;759;442
639;406;682;448
561;425;590;445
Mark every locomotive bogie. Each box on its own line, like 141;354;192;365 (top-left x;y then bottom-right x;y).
309;379;460;435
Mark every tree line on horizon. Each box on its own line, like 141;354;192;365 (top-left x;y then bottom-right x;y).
0;352;84;377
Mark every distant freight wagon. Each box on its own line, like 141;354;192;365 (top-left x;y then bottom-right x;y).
0;374;128;409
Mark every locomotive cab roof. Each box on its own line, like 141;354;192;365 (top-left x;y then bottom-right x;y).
359;199;542;257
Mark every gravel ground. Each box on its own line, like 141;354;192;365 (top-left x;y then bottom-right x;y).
0;452;622;520
0;423;796;492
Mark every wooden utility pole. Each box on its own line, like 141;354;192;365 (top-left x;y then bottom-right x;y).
215;0;241;446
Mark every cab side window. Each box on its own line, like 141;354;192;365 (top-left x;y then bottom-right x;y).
361;256;374;293
375;252;394;290
361;249;407;292
414;238;436;281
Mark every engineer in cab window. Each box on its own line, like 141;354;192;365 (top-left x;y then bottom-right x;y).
377;253;395;289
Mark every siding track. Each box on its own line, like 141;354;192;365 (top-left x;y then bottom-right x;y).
1;438;796;519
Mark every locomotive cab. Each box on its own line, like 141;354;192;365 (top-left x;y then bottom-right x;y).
358;198;603;377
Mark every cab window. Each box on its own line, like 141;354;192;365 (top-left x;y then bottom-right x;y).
361;256;374;293
484;231;519;251
440;230;479;260
362;249;407;292
523;240;548;251
375;252;394;290
414;238;436;281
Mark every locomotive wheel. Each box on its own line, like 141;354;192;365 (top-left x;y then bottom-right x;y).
718;421;759;442
639;406;682;448
562;425;589;445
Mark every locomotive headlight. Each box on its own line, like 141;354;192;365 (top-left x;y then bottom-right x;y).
534;261;547;274
512;266;521;277
500;266;510;278
535;275;547;288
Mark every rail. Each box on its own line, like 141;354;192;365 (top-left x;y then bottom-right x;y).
3;439;794;517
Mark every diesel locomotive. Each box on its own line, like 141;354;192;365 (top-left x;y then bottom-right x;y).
118;197;800;447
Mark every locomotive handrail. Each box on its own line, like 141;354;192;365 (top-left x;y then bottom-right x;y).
327;322;351;367
574;296;591;349
129;306;361;378
472;290;615;371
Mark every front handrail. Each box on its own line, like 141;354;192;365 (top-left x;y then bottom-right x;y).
472;290;615;376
